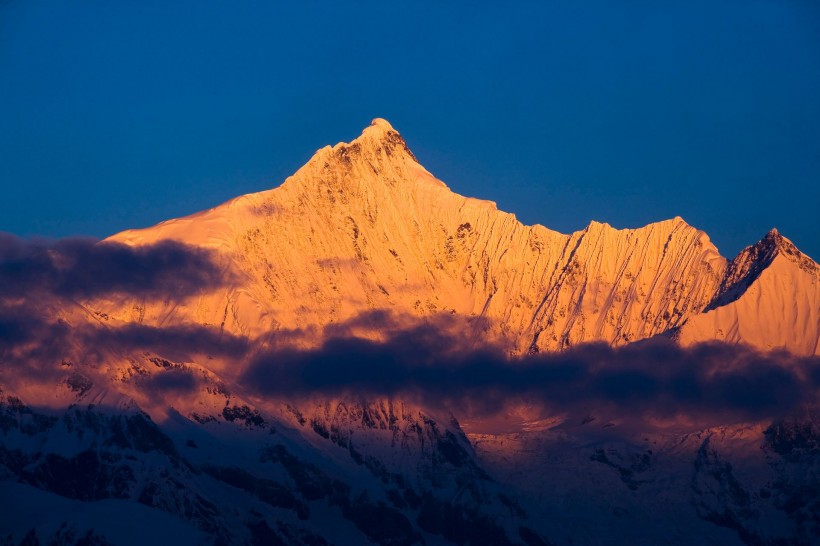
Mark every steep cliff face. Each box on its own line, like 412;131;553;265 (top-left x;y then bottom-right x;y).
105;119;729;353
678;229;820;355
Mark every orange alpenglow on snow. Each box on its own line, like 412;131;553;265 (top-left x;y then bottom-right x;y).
104;119;819;355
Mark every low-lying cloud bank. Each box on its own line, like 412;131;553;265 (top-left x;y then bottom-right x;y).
242;317;819;423
3;306;818;425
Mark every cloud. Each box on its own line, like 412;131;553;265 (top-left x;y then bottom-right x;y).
0;233;229;301
241;315;820;424
0;233;243;388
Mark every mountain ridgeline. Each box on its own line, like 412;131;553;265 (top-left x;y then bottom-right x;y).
107;118;818;356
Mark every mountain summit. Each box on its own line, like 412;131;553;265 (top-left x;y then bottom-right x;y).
361;117;402;141
106;119;818;355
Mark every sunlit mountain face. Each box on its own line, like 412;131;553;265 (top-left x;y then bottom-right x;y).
1;121;818;546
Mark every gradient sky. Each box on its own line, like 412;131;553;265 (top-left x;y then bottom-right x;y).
1;1;818;259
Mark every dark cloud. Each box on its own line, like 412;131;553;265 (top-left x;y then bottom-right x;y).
0;233;241;388
0;233;228;300
0;312;45;345
1;316;248;380
84;323;249;359
241;316;820;424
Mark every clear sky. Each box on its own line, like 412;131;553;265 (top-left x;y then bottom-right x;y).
1;1;818;259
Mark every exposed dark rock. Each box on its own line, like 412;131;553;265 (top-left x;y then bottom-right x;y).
589;447;653;490
222;404;266;428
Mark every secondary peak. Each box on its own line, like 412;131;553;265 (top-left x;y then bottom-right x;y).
757;227;789;253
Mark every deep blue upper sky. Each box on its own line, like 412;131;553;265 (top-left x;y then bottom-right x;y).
1;1;818;259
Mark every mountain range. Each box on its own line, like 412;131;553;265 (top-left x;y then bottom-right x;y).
1;119;818;545
105;118;819;356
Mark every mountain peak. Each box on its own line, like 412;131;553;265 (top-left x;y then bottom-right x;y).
760;227;785;250
369;117;394;131
356;117;399;141
292;118;420;184
341;117;417;164
706;227;817;311
754;228;812;264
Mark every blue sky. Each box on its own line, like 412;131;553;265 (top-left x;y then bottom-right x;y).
1;1;818;259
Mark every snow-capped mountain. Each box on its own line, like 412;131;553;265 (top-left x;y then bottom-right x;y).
104;118;816;355
1;119;818;545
